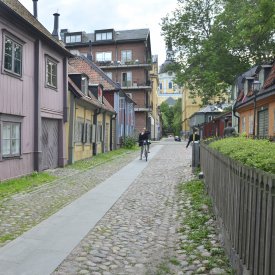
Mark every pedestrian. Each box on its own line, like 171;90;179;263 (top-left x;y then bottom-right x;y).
186;128;200;148
138;127;150;159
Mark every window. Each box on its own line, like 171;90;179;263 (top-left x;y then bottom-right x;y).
122;72;132;87
121;50;132;64
169;81;173;89
65;34;81;43
2;122;21;157
249;115;253;135
4;36;22;76
95;32;112;41
159;83;163;90
74;118;84;143
81;76;88;95
105;72;112;79
96;52;112;62
46;58;57;88
96;124;103;142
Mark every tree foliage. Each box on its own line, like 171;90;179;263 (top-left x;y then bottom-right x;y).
161;0;275;104
160;99;182;136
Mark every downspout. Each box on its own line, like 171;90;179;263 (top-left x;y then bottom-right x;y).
102;111;106;153
68;93;75;164
233;103;240;133
93;108;100;155
110;113;117;151
34;39;41;171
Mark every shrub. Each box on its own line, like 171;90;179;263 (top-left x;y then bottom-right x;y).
122;136;137;149
209;137;275;174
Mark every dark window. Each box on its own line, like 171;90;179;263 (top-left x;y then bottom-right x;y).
46;58;57;88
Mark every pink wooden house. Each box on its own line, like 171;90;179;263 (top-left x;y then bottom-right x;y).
0;0;72;181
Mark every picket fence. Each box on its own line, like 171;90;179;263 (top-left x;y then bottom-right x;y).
200;142;275;275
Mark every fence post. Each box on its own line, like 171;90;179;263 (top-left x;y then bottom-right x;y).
192;142;200;169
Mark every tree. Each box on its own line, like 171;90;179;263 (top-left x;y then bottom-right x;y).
160;99;182;136
161;0;275;104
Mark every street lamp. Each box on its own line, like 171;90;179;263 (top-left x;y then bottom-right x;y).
252;79;261;137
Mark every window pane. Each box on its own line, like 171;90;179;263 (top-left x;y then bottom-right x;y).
4;55;12;70
14;43;22;59
105;52;112;61
5;38;12;55
11;124;20;138
14;60;21;74
106;32;112;39
3;124;11;139
2;140;10;155
11;139;20;154
96;52;103;61
96;33;101;40
65;36;70;43
76;35;81;42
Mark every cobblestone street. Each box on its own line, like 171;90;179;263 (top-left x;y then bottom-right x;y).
0;139;231;274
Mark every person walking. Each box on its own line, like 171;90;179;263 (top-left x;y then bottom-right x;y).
186;128;200;148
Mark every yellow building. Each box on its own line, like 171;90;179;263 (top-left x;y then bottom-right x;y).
181;87;202;136
149;55;161;140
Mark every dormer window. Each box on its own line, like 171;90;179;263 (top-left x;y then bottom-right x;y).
65;33;82;43
81;76;88;95
95;30;113;41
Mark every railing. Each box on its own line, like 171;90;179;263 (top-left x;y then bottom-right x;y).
200;142;275;275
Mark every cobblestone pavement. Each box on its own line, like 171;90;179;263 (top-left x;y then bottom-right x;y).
52;140;196;275
0;139;231;274
0;150;139;247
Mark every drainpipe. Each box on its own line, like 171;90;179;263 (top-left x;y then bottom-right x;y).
68;94;75;164
52;13;60;40
34;39;41;171
110;113;117;151
33;0;38;18
93;108;101;155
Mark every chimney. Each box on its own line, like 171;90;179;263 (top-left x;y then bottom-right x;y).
33;0;38;18
87;40;93;61
52;13;60;40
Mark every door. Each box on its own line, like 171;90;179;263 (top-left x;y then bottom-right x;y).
41;118;59;170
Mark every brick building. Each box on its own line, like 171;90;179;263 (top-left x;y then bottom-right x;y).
60;28;152;135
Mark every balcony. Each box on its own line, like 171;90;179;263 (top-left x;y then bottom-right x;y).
120;80;151;90
96;60;152;70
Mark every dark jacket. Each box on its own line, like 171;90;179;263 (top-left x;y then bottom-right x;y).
138;131;150;146
186;133;200;148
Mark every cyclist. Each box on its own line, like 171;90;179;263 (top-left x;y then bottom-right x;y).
138;127;150;160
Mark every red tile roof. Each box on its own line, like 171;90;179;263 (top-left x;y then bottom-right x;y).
263;63;275;89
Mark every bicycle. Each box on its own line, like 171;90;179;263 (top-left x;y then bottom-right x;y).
140;140;149;161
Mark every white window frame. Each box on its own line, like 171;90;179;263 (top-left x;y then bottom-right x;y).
65;34;81;43
121;50;132;64
95;32;112;41
3;34;23;76
81;76;88;95
95;52;112;62
0;115;22;160
46;57;58;89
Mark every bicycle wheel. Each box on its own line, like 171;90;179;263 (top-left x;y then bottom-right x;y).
144;147;148;161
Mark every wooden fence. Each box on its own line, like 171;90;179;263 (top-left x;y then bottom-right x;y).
200;142;275;275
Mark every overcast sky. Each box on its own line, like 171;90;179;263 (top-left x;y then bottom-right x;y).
19;0;179;65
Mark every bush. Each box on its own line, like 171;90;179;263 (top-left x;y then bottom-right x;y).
209;137;275;174
122;136;137;149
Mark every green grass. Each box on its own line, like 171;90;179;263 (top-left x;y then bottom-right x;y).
0;147;138;201
67;147;138;170
178;179;234;273
0;172;56;201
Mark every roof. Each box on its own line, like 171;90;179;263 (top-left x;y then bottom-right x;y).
197;105;223;113
83;29;150;43
159;60;174;74
68;77;115;114
68;56;120;91
0;0;71;56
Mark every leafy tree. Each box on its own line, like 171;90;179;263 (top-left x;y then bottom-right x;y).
160;99;182;135
161;0;275;104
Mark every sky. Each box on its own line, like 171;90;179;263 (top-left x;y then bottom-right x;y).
19;0;179;65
